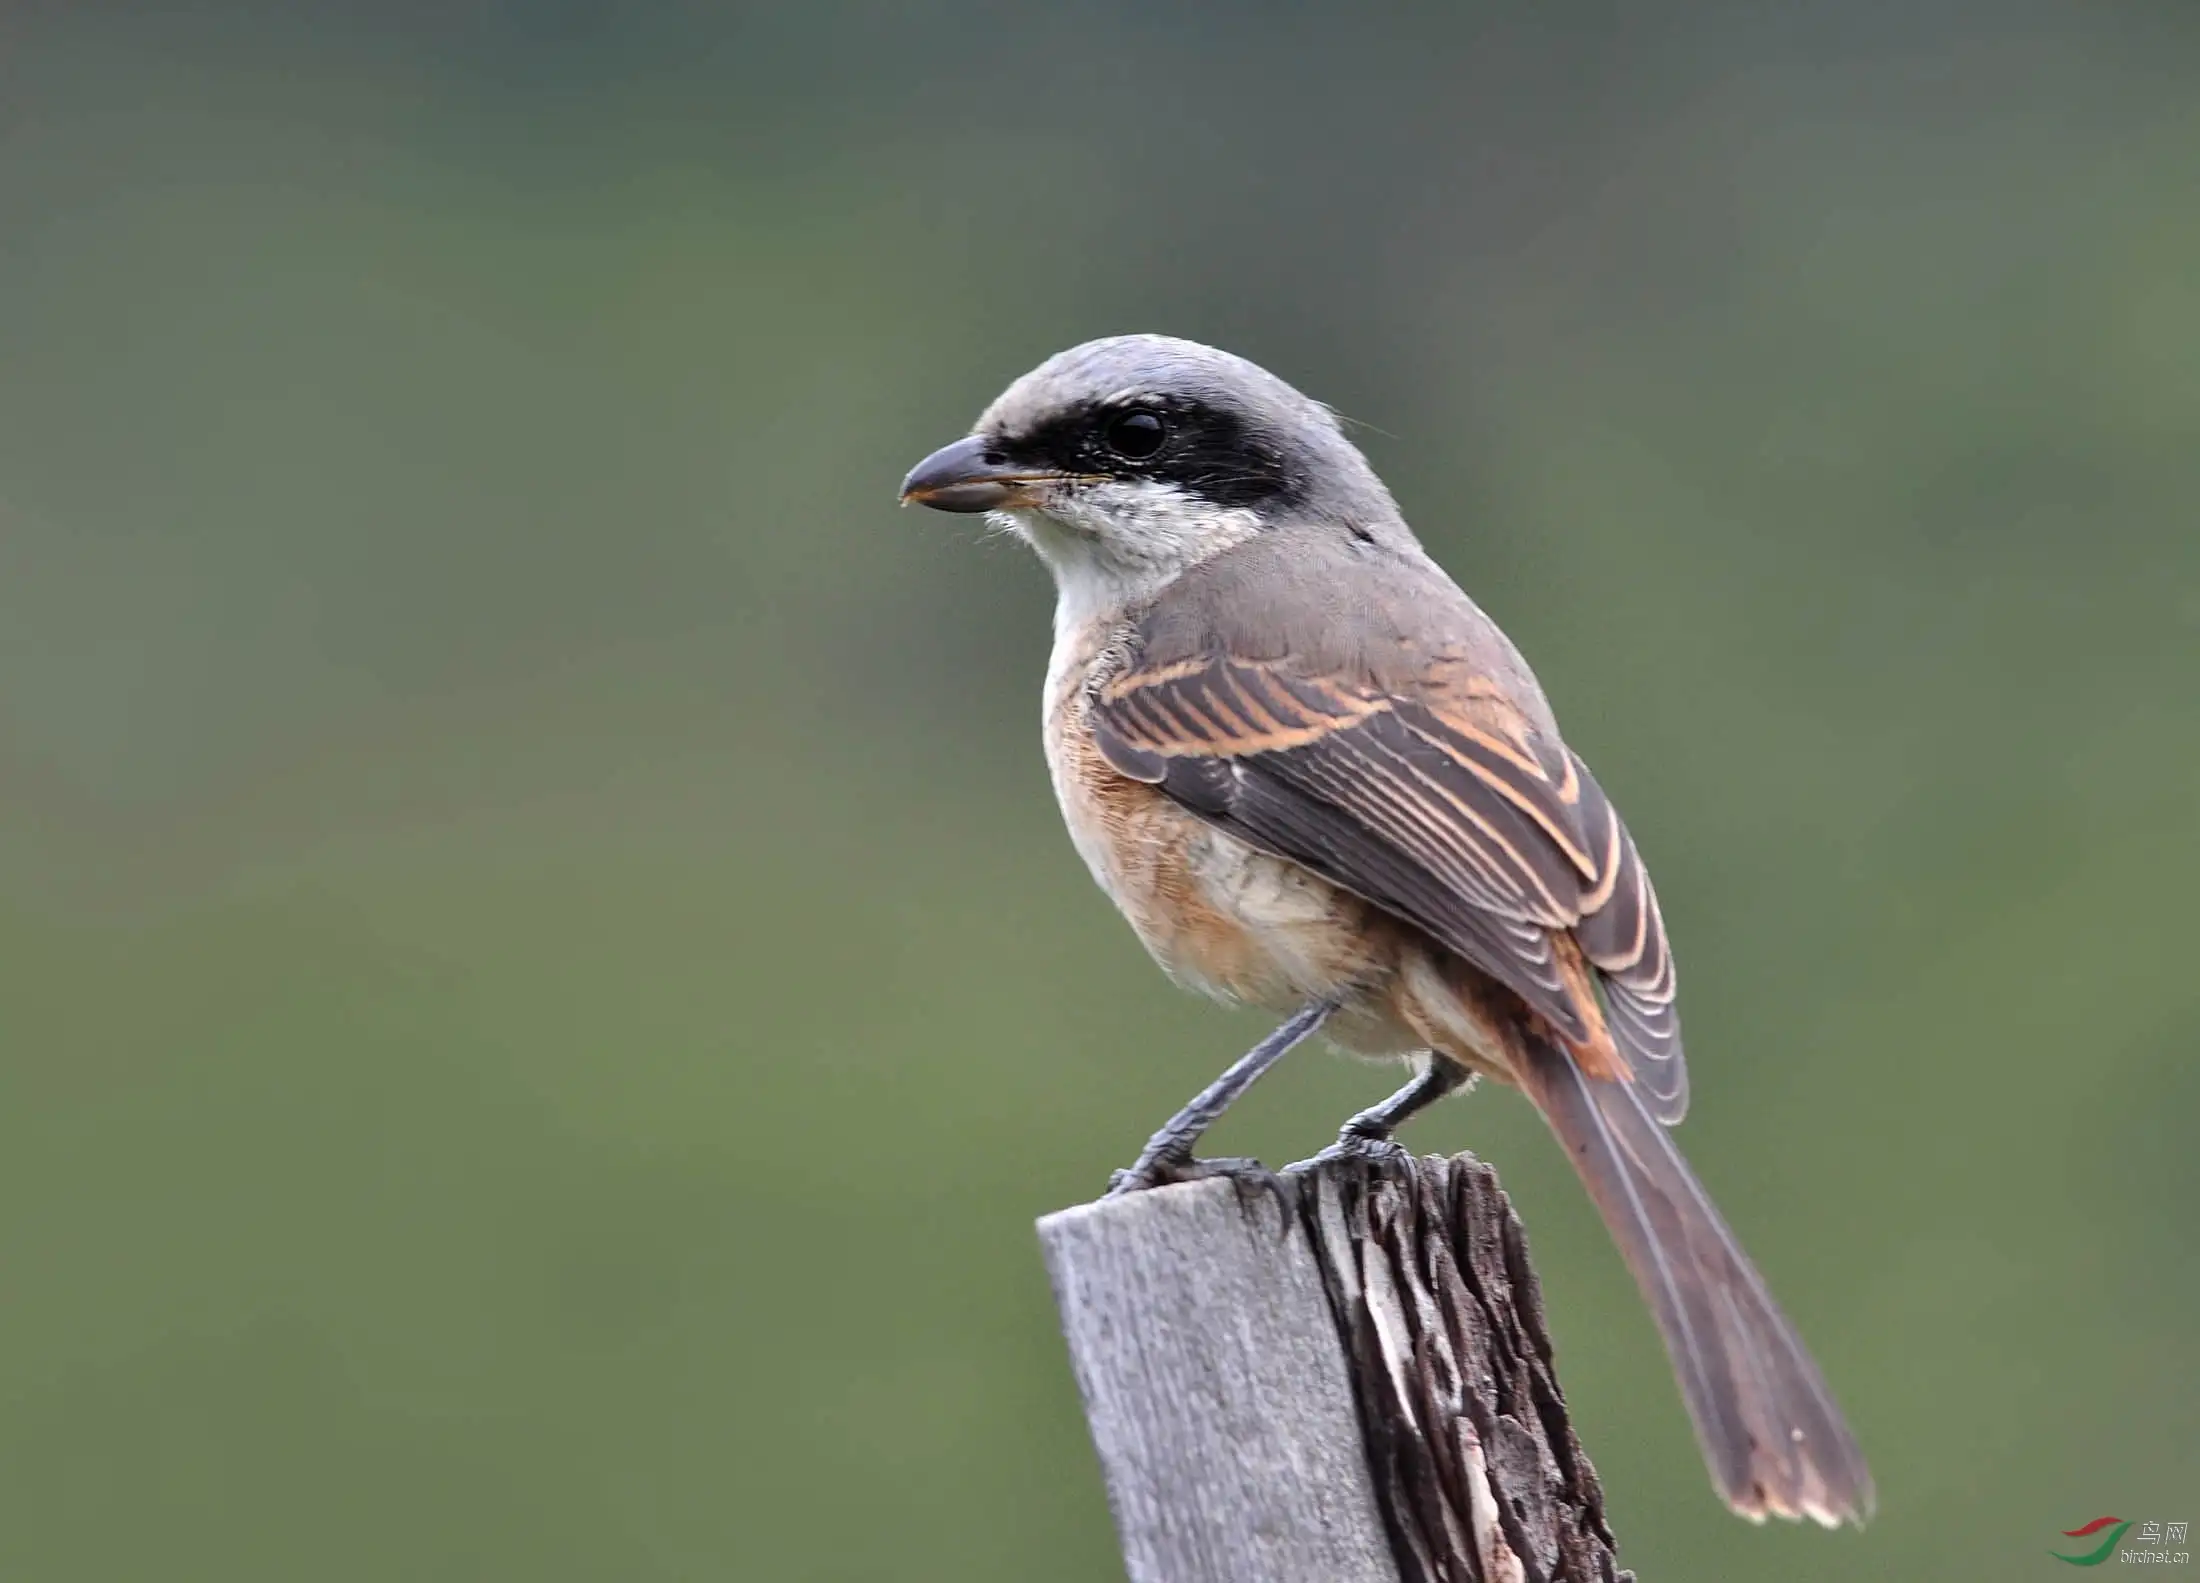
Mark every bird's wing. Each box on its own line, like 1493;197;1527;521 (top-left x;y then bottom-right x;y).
1090;645;1687;1120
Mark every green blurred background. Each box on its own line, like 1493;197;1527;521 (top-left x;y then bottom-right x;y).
0;3;2194;1578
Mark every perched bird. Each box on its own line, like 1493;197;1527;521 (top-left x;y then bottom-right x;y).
900;334;1872;1527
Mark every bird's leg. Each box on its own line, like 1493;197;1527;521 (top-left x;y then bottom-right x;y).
1105;996;1340;1198
1343;1057;1473;1142
1287;1057;1473;1172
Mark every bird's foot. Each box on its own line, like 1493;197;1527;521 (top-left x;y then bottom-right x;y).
1107;1152;1268;1196
1105;1153;1296;1233
1283;1126;1411;1176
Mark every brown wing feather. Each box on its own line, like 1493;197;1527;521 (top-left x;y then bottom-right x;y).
1094;649;1689;1120
1569;756;1687;1120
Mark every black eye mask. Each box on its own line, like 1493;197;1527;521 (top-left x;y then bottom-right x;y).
1001;398;1307;511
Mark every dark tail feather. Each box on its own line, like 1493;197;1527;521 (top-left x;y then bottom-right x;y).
1517;1037;1876;1526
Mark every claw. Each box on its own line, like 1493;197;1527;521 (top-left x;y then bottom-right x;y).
1104;1151;1190;1197
1104;1155;1298;1238
1284;1129;1410;1176
1107;1152;1260;1194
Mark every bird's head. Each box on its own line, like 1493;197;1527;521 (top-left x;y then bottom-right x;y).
901;334;1402;612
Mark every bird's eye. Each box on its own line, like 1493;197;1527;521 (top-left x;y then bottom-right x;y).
1103;409;1169;461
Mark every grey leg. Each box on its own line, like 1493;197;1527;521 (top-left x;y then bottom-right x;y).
1106;997;1341;1197
1287;1057;1474;1173
1341;1059;1472;1142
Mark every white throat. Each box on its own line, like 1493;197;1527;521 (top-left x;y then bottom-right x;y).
993;479;1265;633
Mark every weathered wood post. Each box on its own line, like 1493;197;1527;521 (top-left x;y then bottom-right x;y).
1037;1151;1633;1583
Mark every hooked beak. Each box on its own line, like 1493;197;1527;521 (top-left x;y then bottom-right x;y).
899;435;1067;513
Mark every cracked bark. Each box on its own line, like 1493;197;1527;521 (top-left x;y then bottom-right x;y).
1038;1152;1633;1583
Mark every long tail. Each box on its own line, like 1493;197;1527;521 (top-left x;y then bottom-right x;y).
1514;1035;1876;1526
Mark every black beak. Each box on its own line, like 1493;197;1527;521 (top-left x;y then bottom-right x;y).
899;435;1059;513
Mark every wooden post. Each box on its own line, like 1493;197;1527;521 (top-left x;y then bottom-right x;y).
1037;1151;1634;1583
